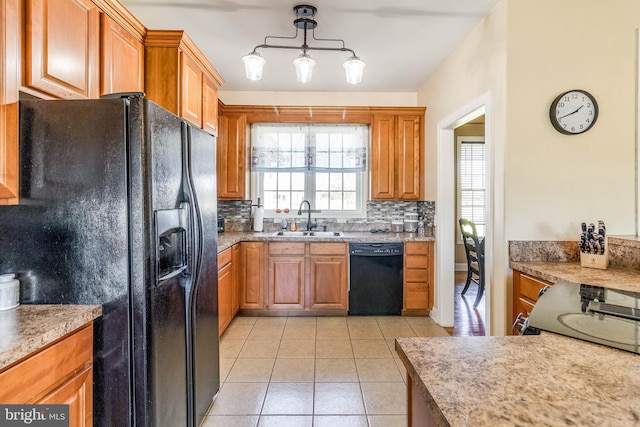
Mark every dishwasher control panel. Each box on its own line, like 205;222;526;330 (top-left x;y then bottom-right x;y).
349;243;404;256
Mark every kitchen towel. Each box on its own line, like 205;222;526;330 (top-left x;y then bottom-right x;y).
253;206;264;232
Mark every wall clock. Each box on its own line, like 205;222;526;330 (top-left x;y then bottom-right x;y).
549;89;599;135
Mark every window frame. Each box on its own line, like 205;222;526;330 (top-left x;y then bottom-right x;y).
456;136;486;238
250;123;369;219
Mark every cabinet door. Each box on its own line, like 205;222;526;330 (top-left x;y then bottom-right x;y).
24;0;99;99
371;115;396;199
218;114;247;199
218;262;232;335
0;0;19;204
37;365;92;427
240;242;265;309
308;256;347;310
180;51;203;128
231;243;241;316
202;74;219;135
268;256;305;310
396;115;423;200
100;13;144;96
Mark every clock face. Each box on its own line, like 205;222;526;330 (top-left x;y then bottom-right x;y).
549;90;599;135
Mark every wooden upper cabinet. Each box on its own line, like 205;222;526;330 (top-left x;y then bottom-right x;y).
24;0;100;99
202;75;219;135
0;0;19;204
180;51;202;126
371;115;396;199
218;113;247;199
371;110;425;200
100;12;144;96
396;114;423;200
144;30;223;133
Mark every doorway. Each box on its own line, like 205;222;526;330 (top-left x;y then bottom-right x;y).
433;93;492;335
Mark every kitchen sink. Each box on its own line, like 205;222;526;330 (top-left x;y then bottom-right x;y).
272;231;344;237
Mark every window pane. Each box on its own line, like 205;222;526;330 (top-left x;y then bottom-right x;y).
343;173;356;191
316;173;329;191
264;191;278;209
291;192;305;208
329;192;342;210
263;172;278;191
278;173;291;191
316;192;329;209
292;173;305;191
330;173;342;190
344;192;356;210
315;152;329;169
316;134;329;151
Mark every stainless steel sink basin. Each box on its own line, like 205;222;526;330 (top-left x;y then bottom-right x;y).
272;231;344;237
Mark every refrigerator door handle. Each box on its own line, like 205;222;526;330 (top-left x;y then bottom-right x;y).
154;204;190;284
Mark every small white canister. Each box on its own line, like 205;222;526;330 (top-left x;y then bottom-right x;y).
0;273;20;311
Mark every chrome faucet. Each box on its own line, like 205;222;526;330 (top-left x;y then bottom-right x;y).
297;200;316;231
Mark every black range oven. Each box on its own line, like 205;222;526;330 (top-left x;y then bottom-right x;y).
514;281;640;354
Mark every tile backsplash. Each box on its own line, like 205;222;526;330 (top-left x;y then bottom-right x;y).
218;200;435;232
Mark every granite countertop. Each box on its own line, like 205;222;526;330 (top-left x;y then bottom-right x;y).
510;261;640;293
217;231;435;253
0;304;102;371
395;334;640;427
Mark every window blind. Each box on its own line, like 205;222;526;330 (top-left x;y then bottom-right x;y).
251;123;367;172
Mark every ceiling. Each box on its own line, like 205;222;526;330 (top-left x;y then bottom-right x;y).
121;0;499;93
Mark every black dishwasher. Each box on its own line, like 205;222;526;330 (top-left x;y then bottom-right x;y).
348;242;404;315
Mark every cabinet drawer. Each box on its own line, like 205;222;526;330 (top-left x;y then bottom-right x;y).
310;242;346;256
405;282;428;309
405;269;428;283
405;255;428;269
269;242;305;255
405;242;429;256
218;248;232;268
519;274;549;302
0;325;93;403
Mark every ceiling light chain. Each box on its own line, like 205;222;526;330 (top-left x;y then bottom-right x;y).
242;4;366;84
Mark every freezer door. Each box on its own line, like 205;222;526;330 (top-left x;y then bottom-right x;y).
133;100;189;427
183;123;219;427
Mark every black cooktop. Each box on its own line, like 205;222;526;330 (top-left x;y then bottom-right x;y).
528;281;640;354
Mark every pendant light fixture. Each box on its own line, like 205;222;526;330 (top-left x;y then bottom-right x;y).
242;5;365;84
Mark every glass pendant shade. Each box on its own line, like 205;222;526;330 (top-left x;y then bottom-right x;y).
343;56;366;85
242;53;266;81
293;53;316;83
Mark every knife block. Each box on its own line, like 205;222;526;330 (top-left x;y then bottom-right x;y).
580;237;609;270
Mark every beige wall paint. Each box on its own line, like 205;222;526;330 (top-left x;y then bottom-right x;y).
418;0;640;334
219;91;418;106
506;0;640;239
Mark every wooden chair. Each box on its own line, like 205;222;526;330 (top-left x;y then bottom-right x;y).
458;218;485;307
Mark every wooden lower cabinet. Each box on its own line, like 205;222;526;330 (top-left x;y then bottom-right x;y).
308;255;348;310
403;241;434;314
240;242;265;310
0;324;94;427
217;247;233;335
264;242;347;313
512;270;551;334
231;243;241;316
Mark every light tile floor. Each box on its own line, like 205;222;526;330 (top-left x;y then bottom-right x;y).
202;315;449;427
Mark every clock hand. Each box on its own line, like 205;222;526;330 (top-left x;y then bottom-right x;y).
557;105;584;120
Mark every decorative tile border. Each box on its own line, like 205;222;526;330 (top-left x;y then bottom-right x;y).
218;200;436;232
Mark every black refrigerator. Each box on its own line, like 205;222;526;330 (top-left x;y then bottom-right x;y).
0;95;219;427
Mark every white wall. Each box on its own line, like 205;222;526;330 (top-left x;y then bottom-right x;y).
218;91;418;107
